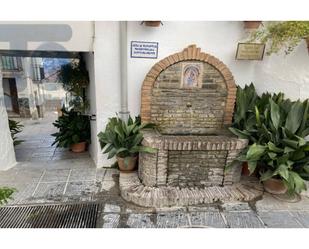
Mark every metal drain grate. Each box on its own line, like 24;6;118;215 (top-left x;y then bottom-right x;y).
0;203;100;228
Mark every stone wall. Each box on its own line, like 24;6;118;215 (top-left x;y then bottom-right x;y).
167;150;228;187
151;61;227;134
141;45;237;127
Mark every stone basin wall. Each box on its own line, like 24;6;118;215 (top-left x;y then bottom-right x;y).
138;130;248;188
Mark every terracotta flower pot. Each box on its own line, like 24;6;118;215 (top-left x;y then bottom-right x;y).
244;21;262;29
263;178;288;195
242;162;251;176
117;156;137;172
70;141;86;153
144;21;162;27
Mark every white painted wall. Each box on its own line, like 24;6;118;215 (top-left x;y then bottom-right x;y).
92;22;122;167
126;21;309;116
0;72;16;170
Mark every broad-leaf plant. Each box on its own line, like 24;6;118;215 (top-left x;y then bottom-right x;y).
98;115;156;159
51;107;91;148
229;84;309;194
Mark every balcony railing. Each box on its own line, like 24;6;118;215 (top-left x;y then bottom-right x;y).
0;56;23;71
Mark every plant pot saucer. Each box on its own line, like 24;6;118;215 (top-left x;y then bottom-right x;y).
271;192;301;203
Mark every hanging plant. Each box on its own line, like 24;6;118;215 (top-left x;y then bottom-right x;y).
250;21;309;55
58;57;89;96
58;56;90;112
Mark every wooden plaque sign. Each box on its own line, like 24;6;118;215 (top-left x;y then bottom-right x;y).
236;43;265;60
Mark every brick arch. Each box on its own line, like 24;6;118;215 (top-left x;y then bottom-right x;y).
141;44;237;125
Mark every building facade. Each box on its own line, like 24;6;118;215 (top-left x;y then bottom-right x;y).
0;21;309;170
0;56;45;119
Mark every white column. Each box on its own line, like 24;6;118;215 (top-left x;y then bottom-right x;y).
0;71;16;170
93;21;122;167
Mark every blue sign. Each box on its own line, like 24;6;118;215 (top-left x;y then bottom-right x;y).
130;41;158;59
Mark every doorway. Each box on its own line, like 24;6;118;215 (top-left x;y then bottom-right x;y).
2;78;20;116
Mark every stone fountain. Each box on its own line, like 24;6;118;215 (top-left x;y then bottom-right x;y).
119;45;263;207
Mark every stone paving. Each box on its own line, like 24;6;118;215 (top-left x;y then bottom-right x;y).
1;112;309;228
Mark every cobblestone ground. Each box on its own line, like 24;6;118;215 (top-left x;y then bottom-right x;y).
1;112;309;228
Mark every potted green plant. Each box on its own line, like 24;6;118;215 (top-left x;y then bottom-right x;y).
98;115;156;172
143;21;162;27
8;119;24;146
228;84;309;195
250;21;309;55
52;108;91;153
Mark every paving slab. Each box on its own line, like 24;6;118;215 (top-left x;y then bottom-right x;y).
102;214;120;228
189;211;227;228
104;204;121;213
223;211;264;228
155;211;190;228
69;168;96;182
258;211;302;228
126;213;156;228
33;182;66;199
64;181;100;197
290;211;309;228
41;169;70;182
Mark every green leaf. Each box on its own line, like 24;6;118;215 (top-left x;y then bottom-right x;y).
270;99;280;129
103;144;114;154
114;125;124;140
260;170;275;182
284;146;295;153
283;139;299;149
289;171;306;194
72;134;79;143
246;144;266;161
255;106;261;126
131;146;157;154
285;101;304;133
228;127;251;139
275;164;289;181
267;152;277;159
107;148;117;159
298;99;309;136
268;142;283;153
116;147;129;155
248;161;257;174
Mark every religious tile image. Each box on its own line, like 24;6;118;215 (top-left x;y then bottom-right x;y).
181;62;203;88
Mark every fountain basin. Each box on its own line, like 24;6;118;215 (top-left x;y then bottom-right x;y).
139;129;248;188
